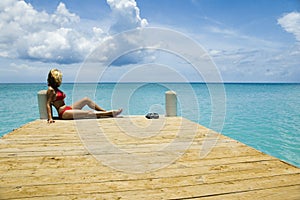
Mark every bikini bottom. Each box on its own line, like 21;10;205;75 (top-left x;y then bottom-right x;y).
59;106;72;119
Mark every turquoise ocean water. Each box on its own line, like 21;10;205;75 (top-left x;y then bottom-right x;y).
0;83;299;167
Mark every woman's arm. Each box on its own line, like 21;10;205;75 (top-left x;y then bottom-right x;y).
46;88;56;123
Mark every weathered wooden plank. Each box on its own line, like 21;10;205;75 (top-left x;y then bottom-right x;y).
1;173;299;199
195;185;300;200
0;150;273;172
0;154;276;182
0;135;241;152
1;159;298;189
18;185;300;200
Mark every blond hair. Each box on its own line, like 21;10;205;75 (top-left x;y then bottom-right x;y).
47;68;62;88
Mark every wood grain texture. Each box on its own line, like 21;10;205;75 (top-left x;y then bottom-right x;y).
0;116;299;199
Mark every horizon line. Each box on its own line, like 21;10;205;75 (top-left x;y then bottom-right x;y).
0;81;299;84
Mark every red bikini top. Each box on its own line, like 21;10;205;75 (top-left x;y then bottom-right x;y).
55;89;66;101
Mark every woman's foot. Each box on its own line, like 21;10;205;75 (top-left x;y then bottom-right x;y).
113;108;123;117
94;108;123;118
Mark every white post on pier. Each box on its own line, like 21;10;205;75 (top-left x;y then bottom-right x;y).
165;91;177;117
37;90;48;119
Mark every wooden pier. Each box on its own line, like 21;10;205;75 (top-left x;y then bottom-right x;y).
0;116;299;199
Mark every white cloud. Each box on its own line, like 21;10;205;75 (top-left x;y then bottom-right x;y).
278;12;300;42
107;0;148;33
0;0;147;64
53;2;79;27
0;0;94;63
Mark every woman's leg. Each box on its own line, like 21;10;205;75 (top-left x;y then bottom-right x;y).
72;97;106;111
61;109;95;119
62;108;123;119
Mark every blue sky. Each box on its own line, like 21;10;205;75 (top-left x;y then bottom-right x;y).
0;0;299;83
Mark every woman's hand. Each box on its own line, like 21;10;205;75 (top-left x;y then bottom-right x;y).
47;119;55;124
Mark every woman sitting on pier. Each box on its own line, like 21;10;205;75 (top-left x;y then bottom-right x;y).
46;68;122;123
